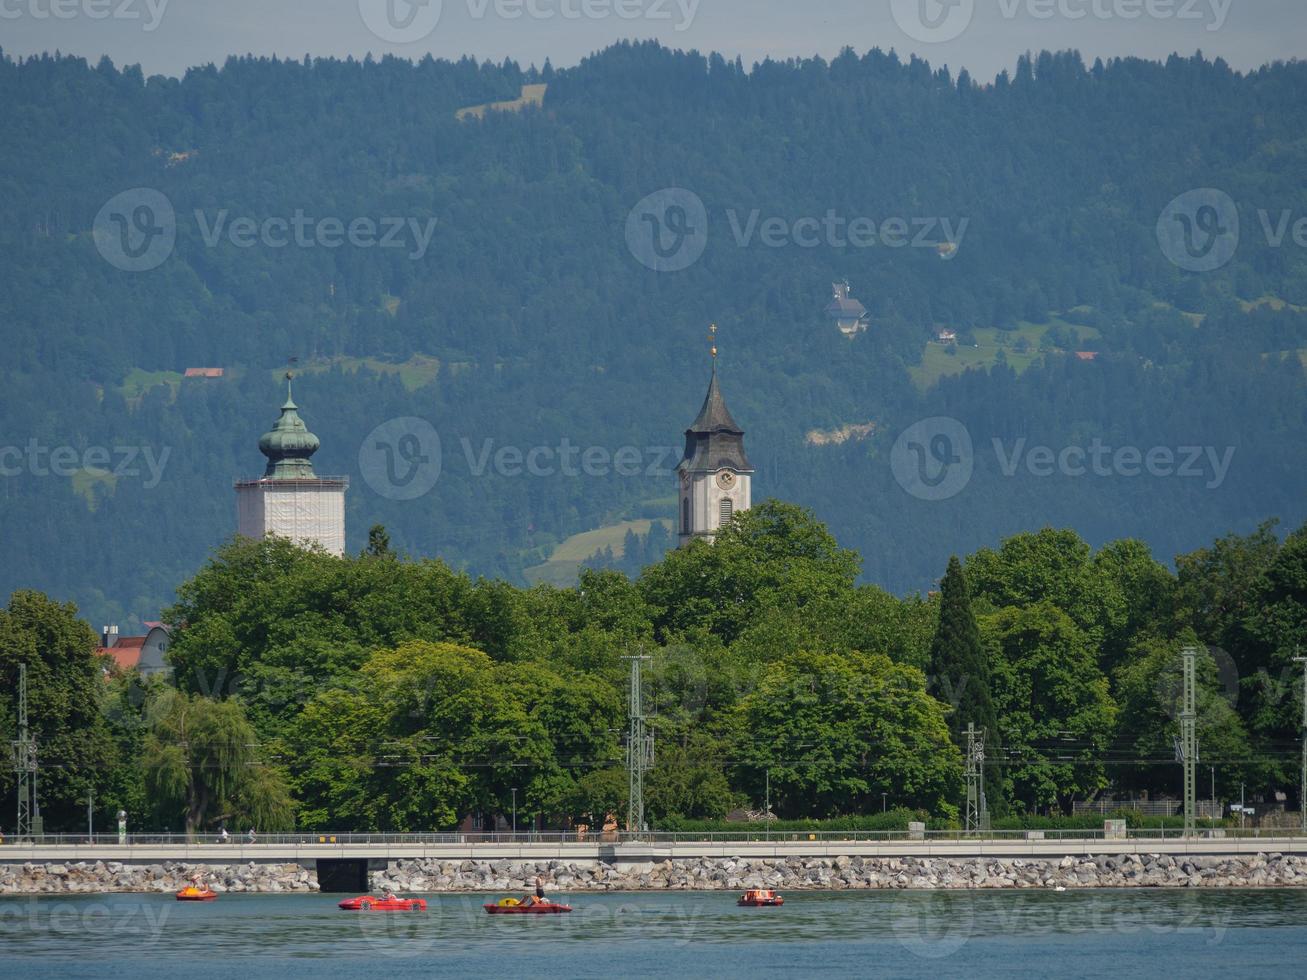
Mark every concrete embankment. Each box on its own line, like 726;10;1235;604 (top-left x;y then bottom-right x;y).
4;852;1307;894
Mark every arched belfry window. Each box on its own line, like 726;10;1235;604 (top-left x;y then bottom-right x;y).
719;497;733;527
682;497;691;534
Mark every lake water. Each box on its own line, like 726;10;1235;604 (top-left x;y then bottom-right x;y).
2;889;1306;978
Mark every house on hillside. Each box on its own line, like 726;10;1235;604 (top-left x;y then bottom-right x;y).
1075;351;1099;362
937;329;958;344
824;281;869;337
184;367;224;379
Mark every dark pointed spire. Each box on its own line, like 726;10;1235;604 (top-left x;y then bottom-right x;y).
680;325;752;474
258;372;321;479
688;361;743;434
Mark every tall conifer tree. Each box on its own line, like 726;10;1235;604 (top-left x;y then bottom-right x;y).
928;555;1000;753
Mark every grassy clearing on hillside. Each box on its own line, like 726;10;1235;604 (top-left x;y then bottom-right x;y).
524;518;672;587
1241;294;1306;314
1264;349;1307;369
909;317;1102;390
456;83;548;121
71;467;116;511
274;354;440;391
118;368;182;400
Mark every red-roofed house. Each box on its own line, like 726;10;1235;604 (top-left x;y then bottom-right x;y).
97;623;171;676
1075;351;1099;362
184;368;224;378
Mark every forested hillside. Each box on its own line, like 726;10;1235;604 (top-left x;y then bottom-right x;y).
1;42;1305;626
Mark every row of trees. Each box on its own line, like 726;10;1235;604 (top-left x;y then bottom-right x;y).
2;501;1304;833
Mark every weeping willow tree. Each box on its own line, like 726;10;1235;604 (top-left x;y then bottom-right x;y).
143;690;294;837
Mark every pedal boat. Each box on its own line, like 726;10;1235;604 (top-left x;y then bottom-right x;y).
337;895;427;911
483;897;572;914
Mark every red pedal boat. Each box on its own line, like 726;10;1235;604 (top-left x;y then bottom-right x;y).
176;885;217;902
484;898;572;915
338;895;427;912
738;889;783;907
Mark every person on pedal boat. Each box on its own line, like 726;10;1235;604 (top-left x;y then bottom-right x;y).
522;876;547;906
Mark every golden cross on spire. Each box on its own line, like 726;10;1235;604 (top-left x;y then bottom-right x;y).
709;322;718;361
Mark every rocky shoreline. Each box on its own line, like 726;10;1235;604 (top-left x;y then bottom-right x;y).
374;854;1307;892
0;861;318;895
4;853;1307;894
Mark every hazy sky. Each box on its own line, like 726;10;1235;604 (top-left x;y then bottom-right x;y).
1;0;1302;79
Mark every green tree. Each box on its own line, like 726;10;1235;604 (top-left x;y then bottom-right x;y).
0;591;124;831
143;689;294;836
927;556;998;745
1112;637;1254;798
984;603;1117;814
733;649;961;818
967;529;1128;649
639;501;861;646
366;524;393;558
646;740;741;822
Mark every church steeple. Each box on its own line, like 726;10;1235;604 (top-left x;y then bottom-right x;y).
677;325;754;546
681;360;752;473
257;372;321;479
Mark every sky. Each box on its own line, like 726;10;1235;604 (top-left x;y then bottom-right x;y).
0;0;1302;80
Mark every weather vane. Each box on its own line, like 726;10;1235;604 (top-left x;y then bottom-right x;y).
709;322;718;361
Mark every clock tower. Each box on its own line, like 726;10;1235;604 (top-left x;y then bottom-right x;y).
677;325;753;547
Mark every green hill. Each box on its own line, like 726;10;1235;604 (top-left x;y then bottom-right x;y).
1;44;1305;626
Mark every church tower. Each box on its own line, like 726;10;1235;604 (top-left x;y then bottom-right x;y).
677;325;753;547
235;373;348;555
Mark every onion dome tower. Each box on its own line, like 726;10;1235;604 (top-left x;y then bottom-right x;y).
258;376;321;479
677;325;754;546
235;373;348;555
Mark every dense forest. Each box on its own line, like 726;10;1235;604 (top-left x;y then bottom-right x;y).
2;503;1305;833
0;42;1305;630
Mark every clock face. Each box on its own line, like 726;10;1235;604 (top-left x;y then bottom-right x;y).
716;470;736;491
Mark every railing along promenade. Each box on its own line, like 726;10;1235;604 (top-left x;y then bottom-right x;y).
3;828;1306;863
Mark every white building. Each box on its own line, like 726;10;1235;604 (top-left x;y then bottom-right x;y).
97;622;171;676
677;352;754;546
235;374;348;555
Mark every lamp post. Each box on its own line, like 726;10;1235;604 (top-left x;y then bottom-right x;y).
882;793;888;814
511;788;517;837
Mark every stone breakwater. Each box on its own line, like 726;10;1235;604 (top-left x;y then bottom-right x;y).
0;861;318;894
373;853;1307;892
4;854;1307;894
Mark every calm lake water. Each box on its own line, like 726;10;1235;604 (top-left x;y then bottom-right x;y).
2;889;1306;978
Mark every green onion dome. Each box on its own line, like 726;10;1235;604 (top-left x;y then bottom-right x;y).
258;373;320;479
